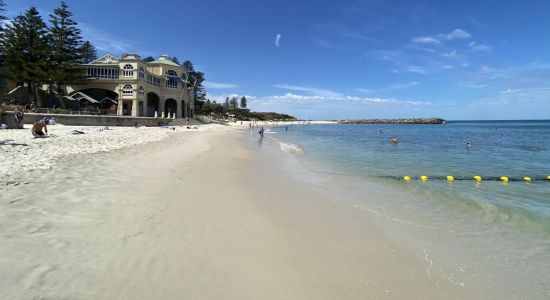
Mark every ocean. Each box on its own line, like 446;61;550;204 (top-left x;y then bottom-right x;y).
256;120;550;298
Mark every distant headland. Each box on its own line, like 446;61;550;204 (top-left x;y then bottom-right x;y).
338;118;446;124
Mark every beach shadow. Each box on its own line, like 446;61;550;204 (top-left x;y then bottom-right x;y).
0;140;29;147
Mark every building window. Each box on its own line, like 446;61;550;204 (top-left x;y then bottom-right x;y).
138;86;144;96
139;66;145;79
123;64;134;77
122;84;133;95
86;67;119;79
165;70;178;77
165;80;177;88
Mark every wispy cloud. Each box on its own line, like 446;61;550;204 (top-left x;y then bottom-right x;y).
411;36;441;45
275;33;282;47
274;84;343;98
468;41;492;52
389;81;419;89
203;82;238;89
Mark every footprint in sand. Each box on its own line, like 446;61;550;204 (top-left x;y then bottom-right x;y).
28;223;52;234
20;264;56;289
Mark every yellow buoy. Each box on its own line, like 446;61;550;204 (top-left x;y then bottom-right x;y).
547;175;550;181
473;175;482;181
500;176;509;182
446;176;454;181
523;177;532;182
403;176;411;181
420;175;428;181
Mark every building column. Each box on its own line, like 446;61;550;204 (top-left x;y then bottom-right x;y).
159;100;165;118
131;98;138;116
177;100;182;118
117;99;123;116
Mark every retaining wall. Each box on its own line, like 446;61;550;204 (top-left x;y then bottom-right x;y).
0;112;174;129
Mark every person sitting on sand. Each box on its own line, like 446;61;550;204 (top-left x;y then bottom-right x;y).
31;120;48;137
390;136;399;144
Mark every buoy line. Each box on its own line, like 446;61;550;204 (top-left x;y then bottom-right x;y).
383;175;550;182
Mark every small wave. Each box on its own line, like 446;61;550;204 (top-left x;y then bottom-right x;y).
278;141;304;154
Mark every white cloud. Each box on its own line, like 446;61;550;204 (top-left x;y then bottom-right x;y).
203;81;238;89
274;84;343;98
406;66;427;74
443;29;471;40
275;33;282;47
411;36;441;44
355;88;374;94
468;41;492;52
389;81;419;89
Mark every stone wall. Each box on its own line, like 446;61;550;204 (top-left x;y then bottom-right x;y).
0;112;174;129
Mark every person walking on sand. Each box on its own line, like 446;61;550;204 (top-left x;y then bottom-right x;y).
258;127;265;139
31;119;48;137
14;107;24;129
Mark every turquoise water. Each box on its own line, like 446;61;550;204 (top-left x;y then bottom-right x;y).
268;120;550;238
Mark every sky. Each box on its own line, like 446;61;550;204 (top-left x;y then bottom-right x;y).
5;0;550;120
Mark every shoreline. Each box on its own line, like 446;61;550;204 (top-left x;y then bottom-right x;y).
0;123;542;299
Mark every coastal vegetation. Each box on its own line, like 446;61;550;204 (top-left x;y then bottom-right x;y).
195;96;295;121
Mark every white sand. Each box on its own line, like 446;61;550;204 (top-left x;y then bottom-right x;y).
0;123;228;185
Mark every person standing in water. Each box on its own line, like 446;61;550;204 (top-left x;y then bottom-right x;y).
390;136;399;144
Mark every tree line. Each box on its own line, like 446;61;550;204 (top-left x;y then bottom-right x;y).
196;96;295;121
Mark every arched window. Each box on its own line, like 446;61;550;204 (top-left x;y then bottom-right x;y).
122;84;133;95
165;70;178;77
139;66;145;79
138;86;144;96
123;64;134;77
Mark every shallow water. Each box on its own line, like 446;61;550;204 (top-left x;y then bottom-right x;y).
255;121;550;298
268;121;550;237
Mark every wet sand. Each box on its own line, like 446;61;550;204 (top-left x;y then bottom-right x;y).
0;127;496;299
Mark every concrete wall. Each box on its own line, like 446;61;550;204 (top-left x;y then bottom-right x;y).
0;111;174;129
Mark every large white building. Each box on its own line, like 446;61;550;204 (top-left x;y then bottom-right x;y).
66;53;195;118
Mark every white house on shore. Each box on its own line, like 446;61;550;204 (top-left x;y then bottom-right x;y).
66;53;195;118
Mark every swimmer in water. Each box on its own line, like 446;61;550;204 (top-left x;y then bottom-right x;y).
466;142;472;148
390;136;399;144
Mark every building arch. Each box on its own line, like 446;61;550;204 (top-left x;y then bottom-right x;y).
138;66;145;78
123;64;134;77
146;92;160;117
165;98;178;118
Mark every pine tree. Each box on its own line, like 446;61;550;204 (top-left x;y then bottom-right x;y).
230;96;238;109
182;60;206;100
0;6;49;105
79;40;97;63
0;0;7;32
224;97;230;109
142;56;155;63
240;96;247;109
48;1;85;94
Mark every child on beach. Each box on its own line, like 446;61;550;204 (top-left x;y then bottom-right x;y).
14;107;24;129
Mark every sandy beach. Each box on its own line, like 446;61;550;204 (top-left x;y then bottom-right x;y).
0;122;517;299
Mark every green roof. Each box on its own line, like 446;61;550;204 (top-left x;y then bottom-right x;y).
150;55;181;67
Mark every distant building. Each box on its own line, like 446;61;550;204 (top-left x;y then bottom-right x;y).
66;53;195;118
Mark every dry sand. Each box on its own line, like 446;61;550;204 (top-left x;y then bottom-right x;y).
0;124;488;299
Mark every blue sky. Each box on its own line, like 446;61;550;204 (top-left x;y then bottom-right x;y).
6;0;550;120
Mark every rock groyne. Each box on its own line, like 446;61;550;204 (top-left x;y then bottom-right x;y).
338;118;446;124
